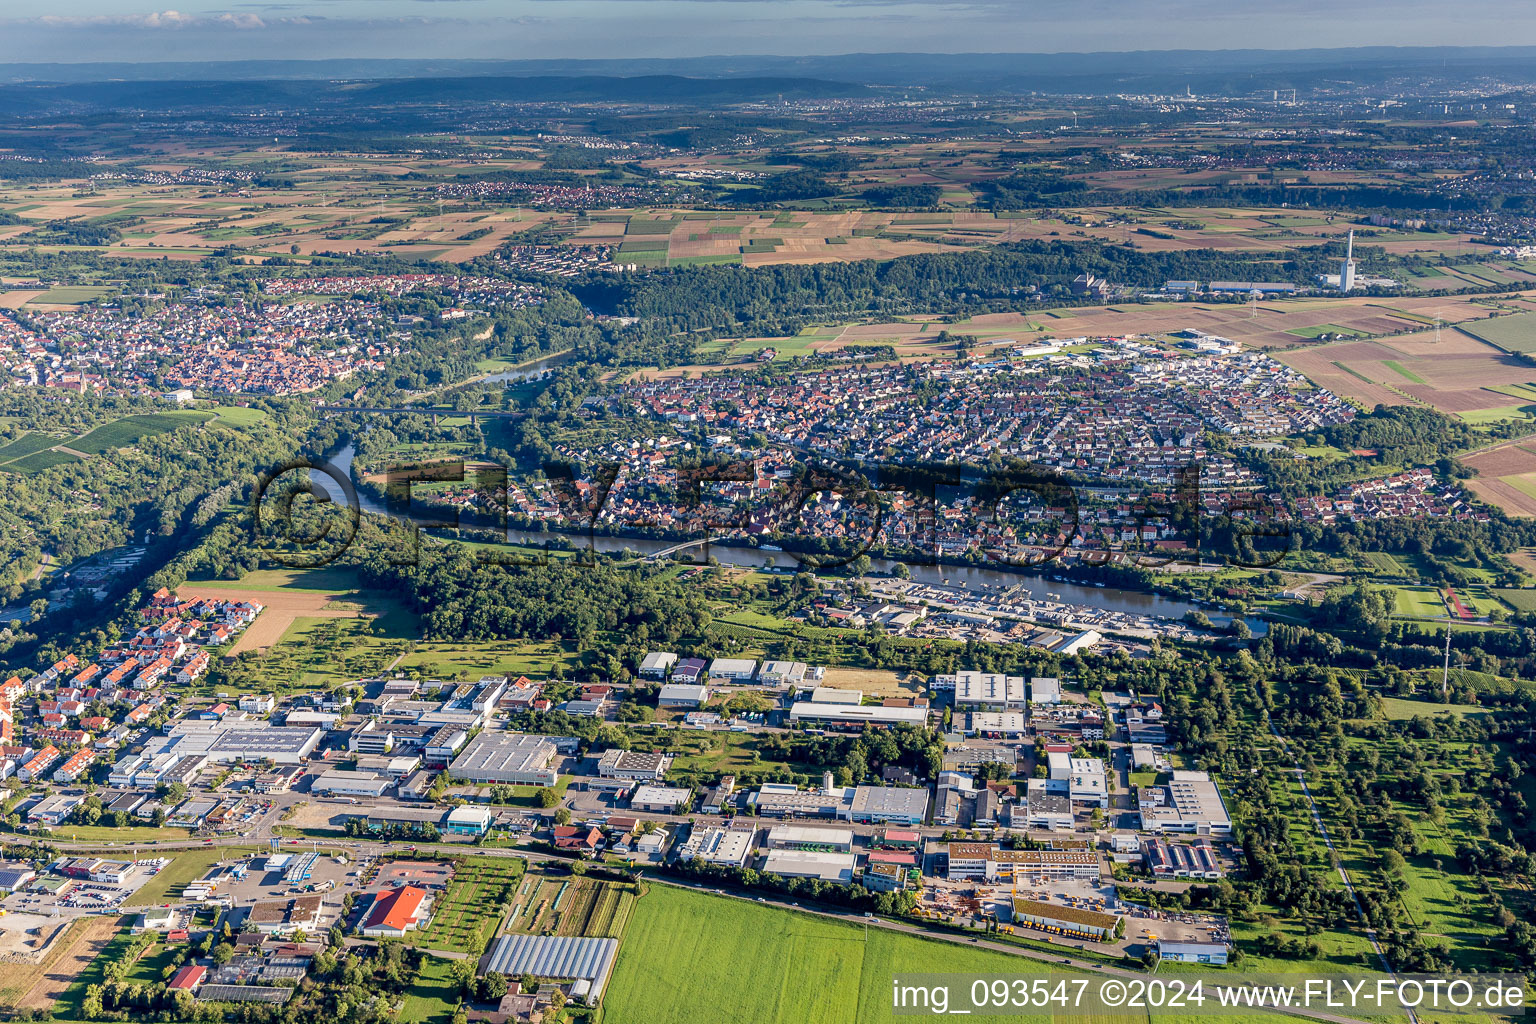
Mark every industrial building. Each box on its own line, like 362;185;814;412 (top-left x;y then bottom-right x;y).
847;785;929;826
786;702;928;730
310;770;392;798
639;652;677;679
809;686;861;705
760;849;856;884
765;825;854;852
1138;771;1232;835
657;683;707;707
448;734;558;786
1067;757;1108;807
1142;838;1222;879
1030;677;1062;705
756;661;808;687
1011;898;1120;942
676;825;753;867
596;749;672;781
967;711;1026;737
362;886;431;937
948;671;1026;710
750;778;852;818
163;721;324;765
1157;940;1229;965
708;658;758;683
445;806;494;835
245;895;325;936
945;844;1101;882
629;785;692;812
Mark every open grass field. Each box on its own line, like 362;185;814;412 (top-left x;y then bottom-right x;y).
399;954;460;1024
418;858;523;955
209;404;272;429
124;846;258;907
70;410;213;455
1380;696;1487;720
604;885;1063;1024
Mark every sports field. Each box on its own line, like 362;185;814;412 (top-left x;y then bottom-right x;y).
1391;586;1447;619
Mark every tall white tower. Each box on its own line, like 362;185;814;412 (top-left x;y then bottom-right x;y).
1340;229;1357;293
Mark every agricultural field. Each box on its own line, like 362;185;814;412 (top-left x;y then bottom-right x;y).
1455;312;1536;354
505;870;636;939
0;171;564;264
418;858;524;955
2;449;80;474
577;201;1490;268
0;432;66;464
1494;588;1536;612
1277;329;1530;418
1;915;124;1013
642;294;1526;377
1463;439;1536;517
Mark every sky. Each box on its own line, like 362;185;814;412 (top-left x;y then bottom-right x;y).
1;0;1534;65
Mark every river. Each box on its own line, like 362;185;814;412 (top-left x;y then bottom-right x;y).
306;442;1260;628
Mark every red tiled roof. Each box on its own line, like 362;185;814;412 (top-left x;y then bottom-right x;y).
364;885;427;932
168;965;206;990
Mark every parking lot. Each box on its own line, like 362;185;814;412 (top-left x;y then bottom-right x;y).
0;860;166;918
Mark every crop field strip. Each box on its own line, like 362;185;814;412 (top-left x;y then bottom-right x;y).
418;858;523;955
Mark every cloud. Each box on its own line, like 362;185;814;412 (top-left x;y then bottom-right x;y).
26;9;283;28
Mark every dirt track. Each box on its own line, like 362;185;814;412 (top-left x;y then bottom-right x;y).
15;915;118;1011
177;585;362;654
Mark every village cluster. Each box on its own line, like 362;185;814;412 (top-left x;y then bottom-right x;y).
0;274;543;395
433;179;693;209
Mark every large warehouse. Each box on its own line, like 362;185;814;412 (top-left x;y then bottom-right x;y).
847;785;929;826
448;734;558;786
786;702;928;730
159;722;324;765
